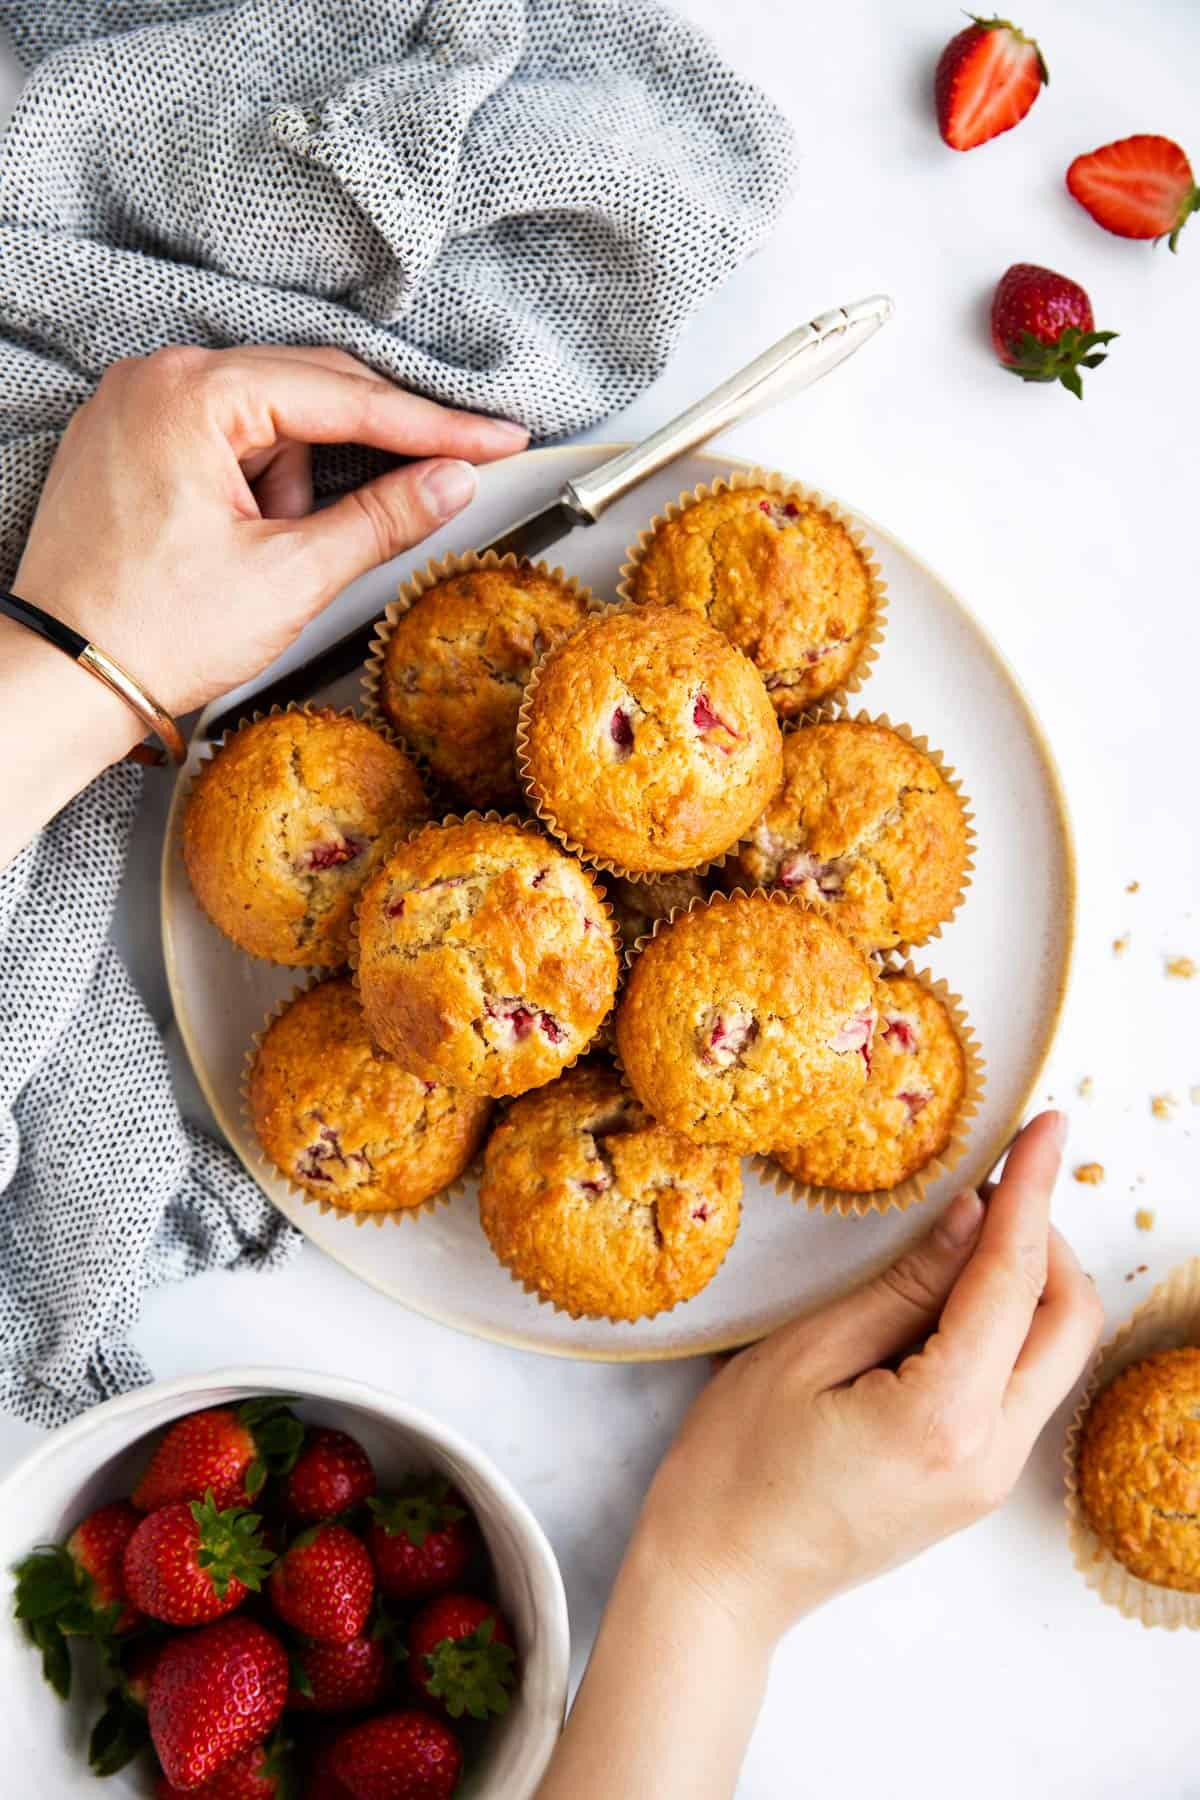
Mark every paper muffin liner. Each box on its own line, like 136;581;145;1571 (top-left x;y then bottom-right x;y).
241;972;479;1229
616;467;888;727
360;547;601;805
1064;1259;1200;1630
347;811;623;1089
179;702;432;973
515;599;772;886
732;704;976;958
759;960;985;1218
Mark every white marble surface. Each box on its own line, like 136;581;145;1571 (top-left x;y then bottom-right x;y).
2;3;1199;1794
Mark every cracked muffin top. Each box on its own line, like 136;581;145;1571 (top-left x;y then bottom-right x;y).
733;719;970;951
247;977;490;1214
1078;1348;1200;1594
627;487;880;720
183;710;429;967
521;604;782;874
772;973;967;1194
355;819;619;1098
614;890;878;1152
375;563;592;808
478;1063;741;1321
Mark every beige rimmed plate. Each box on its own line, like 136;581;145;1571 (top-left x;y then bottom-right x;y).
162;445;1075;1362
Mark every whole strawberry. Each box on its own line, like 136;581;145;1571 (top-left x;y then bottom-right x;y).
268;1522;374;1644
1067;134;1199;251
155;1732;291;1797
134;1399;304;1512
88;1635;166;1776
148;1616;288;1789
366;1479;472;1604
287;1630;392;1713
990;264;1117;398
285;1428;377;1525
935;14;1047;152
123;1493;275;1627
14;1500;144;1697
407;1593;516;1721
321;1711;463;1800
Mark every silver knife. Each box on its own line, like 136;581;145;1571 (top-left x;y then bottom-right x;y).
200;293;893;743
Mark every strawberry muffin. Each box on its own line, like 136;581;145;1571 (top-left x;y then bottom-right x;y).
1078;1349;1200;1593
355;819;619;1098
625;485;881;720
372;561;592;808
608;870;709;955
734;719;970;951
772;972;968;1196
247;977;490;1215
183;711;428;967
614;890;877;1151
520;604;782;874
479;1063;741;1320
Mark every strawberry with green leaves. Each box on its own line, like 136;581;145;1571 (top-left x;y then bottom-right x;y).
123;1492;276;1627
319;1711;463;1800
284;1428;376;1525
14;1500;144;1697
148;1616;289;1790
267;1522;374;1644
366;1478;473;1604
155;1732;293;1797
133;1399;304;1513
87;1635;166;1776
407;1593;516;1722
990;263;1117;399
1067;134;1199;252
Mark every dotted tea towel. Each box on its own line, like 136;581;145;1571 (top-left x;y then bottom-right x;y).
0;0;796;1425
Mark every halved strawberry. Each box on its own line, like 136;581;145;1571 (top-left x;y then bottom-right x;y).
935;15;1047;152
1067;134;1199;251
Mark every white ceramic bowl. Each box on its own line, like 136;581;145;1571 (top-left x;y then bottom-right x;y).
0;1368;570;1799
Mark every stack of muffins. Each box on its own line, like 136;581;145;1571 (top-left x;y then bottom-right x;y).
182;470;983;1327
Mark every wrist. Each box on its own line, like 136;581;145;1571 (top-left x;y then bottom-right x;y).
624;1501;780;1664
0;614;143;772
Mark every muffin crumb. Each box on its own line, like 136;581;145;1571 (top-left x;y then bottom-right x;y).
1166;955;1196;980
1135;1208;1155;1233
1125;880;1140;893
1112;933;1130;956
1073;1162;1104;1186
1151;1093;1177;1121
1077;1075;1094;1099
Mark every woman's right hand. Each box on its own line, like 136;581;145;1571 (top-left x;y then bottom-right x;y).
639;1111;1103;1644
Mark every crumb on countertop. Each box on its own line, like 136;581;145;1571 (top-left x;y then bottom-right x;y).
1126;880;1140;893
1166;955;1196;980
1151;1094;1177;1121
1073;1162;1105;1186
1135;1209;1155;1233
1077;1075;1093;1099
1113;933;1130;956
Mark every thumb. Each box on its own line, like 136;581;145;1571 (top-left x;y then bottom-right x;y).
295;458;478;594
789;1189;986;1387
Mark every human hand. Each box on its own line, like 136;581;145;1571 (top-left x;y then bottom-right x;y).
12;344;528;720
639;1112;1103;1646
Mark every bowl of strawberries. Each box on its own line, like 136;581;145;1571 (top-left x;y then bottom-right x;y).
0;1367;569;1797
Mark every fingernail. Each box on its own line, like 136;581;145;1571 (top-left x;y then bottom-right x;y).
421;459;477;519
486;417;529;442
936;1190;984;1248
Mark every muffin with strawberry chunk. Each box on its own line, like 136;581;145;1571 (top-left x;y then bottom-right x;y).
615;890;877;1152
479;1064;741;1320
734;718;971;951
622;484;883;720
369;558;593;808
355;819;619;1098
247;977;490;1216
183;710;428;966
772;971;975;1204
520;604;781;875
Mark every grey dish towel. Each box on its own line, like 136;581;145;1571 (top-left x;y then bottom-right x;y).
0;0;797;1427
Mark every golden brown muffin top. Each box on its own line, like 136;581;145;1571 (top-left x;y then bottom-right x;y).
629;487;878;720
609;870;709;955
773;974;966;1193
521;605;782;874
1079;1348;1200;1594
377;565;592;809
247;977;490;1213
614;890;877;1151
478;1063;741;1321
735;721;970;951
182;711;429;967
355;819;619;1098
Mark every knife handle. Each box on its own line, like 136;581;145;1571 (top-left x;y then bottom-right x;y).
563;294;894;523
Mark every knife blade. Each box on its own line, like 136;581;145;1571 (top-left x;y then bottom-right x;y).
199;294;893;744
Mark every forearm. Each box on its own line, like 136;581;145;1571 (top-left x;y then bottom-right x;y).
0;616;140;868
537;1517;772;1800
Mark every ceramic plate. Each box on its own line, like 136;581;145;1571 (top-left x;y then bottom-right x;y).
162;446;1075;1360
